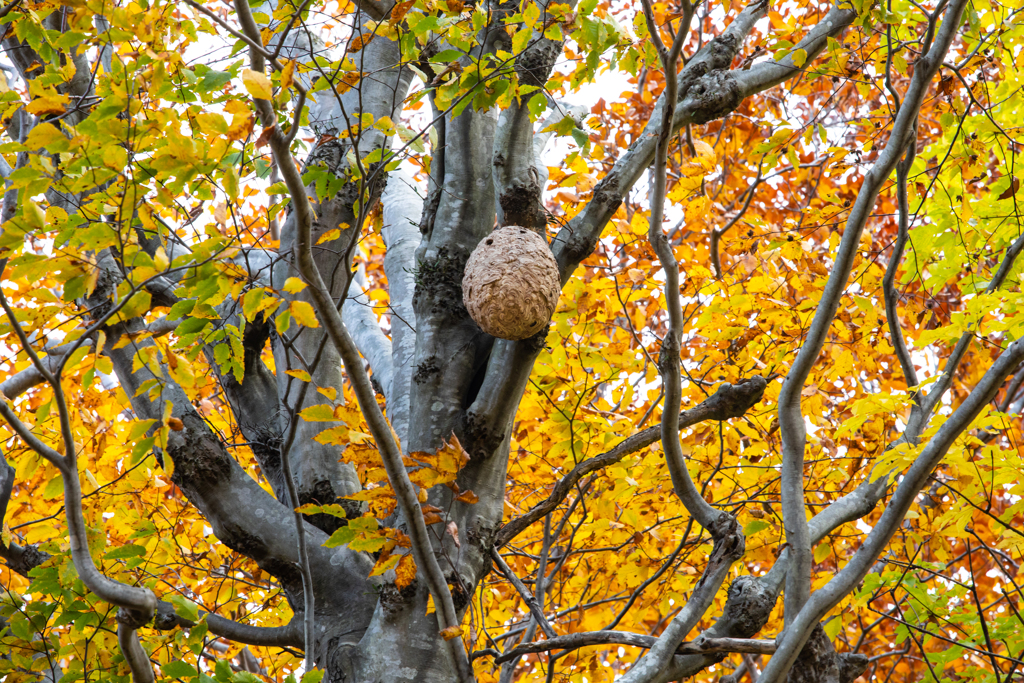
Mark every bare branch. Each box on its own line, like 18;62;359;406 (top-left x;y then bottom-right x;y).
0;291;158;683
762;336;1024;682
152;601;304;648
775;0;964;624
489;632;776;663
343;267;394;398
233;3;317;669
490;547;556;639
496;377;766;546
883;136;920;392
641;0;722;532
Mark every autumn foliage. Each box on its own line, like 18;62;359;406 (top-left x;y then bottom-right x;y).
0;0;1023;681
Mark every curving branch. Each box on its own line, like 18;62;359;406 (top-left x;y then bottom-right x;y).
760;326;1024;683
490;547;556;639
882;134;920;393
236;4;473;679
641;0;720;533
151;600;305;649
775;0;964;623
343;266;394;399
549;0;854;280
464;0;842;470
234;4;319;670
487;633;777;663
492;0;577;233
762;0;975;666
0;291;158;683
495;377;766;547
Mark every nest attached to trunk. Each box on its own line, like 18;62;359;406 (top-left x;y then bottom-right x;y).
462;226;560;340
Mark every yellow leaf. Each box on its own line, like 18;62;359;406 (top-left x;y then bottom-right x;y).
24;123;66;151
440;626;463;641
280;59;296;89
317;228;341;245
26;92;69;115
284;277;307;294
285;369;312;382
791;48;808;68
299;404;336;421
241;68;274;100
153;246;169;272
395;553;416;589
290;300;320;327
692;139;717;171
813;542;832;563
369;552;401;577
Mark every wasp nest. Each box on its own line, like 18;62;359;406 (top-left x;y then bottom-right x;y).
462;226;561;340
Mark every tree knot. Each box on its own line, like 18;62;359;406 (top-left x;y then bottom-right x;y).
117;606;152;631
706;375;767;420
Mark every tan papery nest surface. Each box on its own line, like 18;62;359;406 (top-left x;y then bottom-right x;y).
462;226;561;340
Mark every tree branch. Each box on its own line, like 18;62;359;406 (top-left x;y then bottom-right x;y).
151;600;304;648
379;170;421;445
775;0;963;623
0;291;158;683
490;547;556;639
237;4;473;678
761;331;1023;682
343;267;394;399
488;632;776;663
495;376;766;546
641;0;722;534
882;135;920;392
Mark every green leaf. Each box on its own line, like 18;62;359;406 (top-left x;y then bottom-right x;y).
348;535;388;552
430;49;462;63
214;659;233;682
813;542;832;563
324;526;358;548
112;291;152;323
298;404;336;422
743;520;770;536
43;474;64;500
169;594;201;623
301;671;325;683
198;70;232;92
162;661;199;678
275;308;292;334
104;544;147;560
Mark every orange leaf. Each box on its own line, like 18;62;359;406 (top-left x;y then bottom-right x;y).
255;125;276;148
395;553;416;589
440;626;463;641
423;511;443;525
389;0;414;24
455;490;478;504
349;34;376;53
